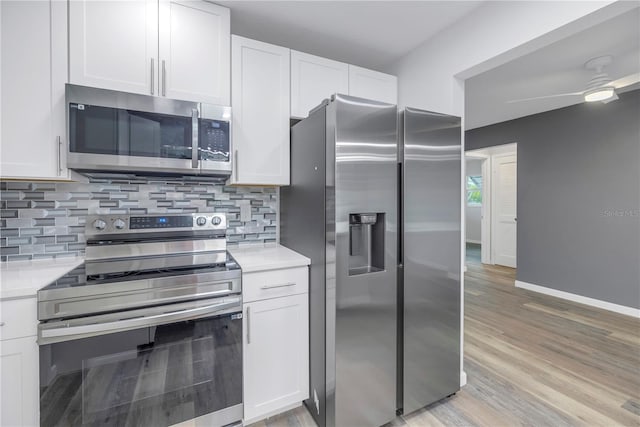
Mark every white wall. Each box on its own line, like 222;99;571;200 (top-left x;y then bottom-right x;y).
386;1;634;115
465;159;482;243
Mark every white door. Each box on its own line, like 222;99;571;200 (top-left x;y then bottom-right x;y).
493;154;517;268
1;337;39;427
0;0;68;180
159;0;230;104
243;294;309;424
231;36;290;186
290;51;349;118
348;65;397;104
69;0;158;95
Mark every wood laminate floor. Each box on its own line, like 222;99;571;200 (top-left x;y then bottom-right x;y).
249;255;640;427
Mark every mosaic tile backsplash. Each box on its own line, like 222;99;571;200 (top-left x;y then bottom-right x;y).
0;180;278;262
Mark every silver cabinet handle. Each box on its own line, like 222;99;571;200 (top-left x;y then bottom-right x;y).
260;282;296;290
150;58;155;95
56;136;63;175
40;300;237;341
234;149;239;182
162;60;166;96
191;109;199;169
246;306;250;344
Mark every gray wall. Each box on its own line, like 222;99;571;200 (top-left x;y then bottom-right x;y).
466;89;640;309
465;159;483;243
0;179;278;261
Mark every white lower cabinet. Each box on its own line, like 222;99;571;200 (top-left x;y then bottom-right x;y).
0;297;39;426
242;269;309;424
1;336;39;427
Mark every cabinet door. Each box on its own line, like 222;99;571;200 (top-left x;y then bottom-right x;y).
0;0;69;180
69;0;158;95
290;51;348;118
348;65;398;104
1;337;39;427
159;0;230;104
231;36;290;186
52;0;71;180
243;294;309;424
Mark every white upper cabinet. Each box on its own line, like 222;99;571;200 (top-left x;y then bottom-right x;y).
69;0;158;96
289;52;398;118
1;0;72;180
290;51;349;118
231;36;290;186
69;0;230;104
159;0;230;105
348;65;398;104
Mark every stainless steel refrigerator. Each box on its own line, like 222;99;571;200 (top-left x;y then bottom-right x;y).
281;96;460;427
398;107;461;416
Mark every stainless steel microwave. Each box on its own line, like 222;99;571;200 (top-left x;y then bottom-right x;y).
66;84;232;177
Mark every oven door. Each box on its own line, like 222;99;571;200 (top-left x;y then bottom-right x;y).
38;297;242;427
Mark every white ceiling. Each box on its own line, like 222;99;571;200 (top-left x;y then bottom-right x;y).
465;7;640;130
216;1;483;70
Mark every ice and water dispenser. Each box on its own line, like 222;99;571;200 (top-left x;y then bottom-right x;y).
348;213;385;276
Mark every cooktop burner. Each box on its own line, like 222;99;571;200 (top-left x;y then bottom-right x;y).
41;251;240;291
38;213;243;321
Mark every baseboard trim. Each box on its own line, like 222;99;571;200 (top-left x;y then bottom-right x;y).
243;401;302;425
460;371;467;387
515;280;640;318
466;239;481;245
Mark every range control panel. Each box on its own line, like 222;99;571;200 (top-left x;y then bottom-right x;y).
130;215;194;229
85;213;227;237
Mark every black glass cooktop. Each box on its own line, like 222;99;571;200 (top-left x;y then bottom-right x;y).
41;251;240;291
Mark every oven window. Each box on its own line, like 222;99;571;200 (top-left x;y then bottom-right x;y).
39;313;242;426
69;104;193;160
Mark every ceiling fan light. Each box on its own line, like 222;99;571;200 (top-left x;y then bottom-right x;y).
584;86;615;102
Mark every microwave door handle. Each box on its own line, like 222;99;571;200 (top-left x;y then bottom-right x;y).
192;108;199;169
39;300;238;343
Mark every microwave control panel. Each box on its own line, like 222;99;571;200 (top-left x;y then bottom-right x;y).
199;119;230;162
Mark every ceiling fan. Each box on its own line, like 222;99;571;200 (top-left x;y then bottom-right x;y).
507;55;640;105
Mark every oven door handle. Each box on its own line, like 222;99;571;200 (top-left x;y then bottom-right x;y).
40;300;238;342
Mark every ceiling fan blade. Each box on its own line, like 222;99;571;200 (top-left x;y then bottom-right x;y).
602;91;619;104
609;72;640;89
506;92;583;104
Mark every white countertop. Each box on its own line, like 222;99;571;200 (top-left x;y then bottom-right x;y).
0;257;84;300
228;244;310;273
0;244;308;300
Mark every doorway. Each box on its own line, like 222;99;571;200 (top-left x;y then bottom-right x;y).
465;143;517;268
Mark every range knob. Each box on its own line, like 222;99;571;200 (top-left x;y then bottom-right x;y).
113;219;126;230
211;216;222;226
196;216;207;226
93;219;107;231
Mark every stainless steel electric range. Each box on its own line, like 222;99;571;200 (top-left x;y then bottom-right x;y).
37;213;243;427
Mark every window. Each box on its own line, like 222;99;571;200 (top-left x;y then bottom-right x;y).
467;175;482;206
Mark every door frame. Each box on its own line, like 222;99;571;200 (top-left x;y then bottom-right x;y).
466;142;517;265
465;152;491;264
